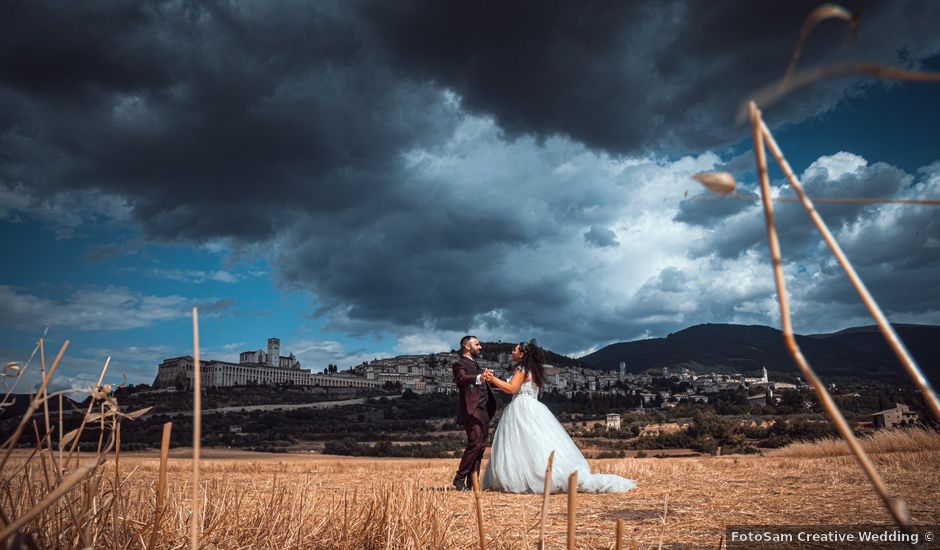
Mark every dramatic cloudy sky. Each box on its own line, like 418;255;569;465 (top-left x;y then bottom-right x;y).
2;0;939;390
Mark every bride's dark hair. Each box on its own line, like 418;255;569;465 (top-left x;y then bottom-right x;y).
519;338;546;388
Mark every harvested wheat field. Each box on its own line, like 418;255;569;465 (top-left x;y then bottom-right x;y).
6;438;939;549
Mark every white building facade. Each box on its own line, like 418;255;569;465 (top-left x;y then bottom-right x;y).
152;337;384;390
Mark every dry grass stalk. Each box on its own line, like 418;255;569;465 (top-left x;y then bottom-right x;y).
773;427;940;459
783;3;857;82
615;518;624;550
735;2;940;122
657;494;669;550
38;340;52;468
111;422;121;550
63;356;111;469
537;450;554;550
757;117;940;424
0;340;68;474
690;192;940;206
146;422;173;550
3;446;937;548
57;394;63;480
739;63;940;123
1;332;43;415
748;101;910;526
0;340;144;549
191;306;202;550
28;421;54;513
0;433;114;542
471;471;486;550
567;471;577;550
690;3;940;528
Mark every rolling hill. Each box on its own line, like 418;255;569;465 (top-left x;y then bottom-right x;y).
578;323;940;384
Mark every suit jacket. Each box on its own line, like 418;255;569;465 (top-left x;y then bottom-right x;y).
452;355;496;425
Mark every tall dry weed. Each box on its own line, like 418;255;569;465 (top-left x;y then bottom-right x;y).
771;427;940;459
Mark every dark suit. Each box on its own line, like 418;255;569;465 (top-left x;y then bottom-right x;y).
452;355;496;485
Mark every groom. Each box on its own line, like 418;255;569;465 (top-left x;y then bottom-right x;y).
452;335;496;491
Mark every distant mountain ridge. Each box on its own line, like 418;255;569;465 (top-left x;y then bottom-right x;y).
578;323;940;384
0;394;84;421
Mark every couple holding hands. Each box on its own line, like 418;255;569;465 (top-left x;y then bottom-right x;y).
452;335;636;493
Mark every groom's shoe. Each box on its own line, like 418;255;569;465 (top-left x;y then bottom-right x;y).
452;479;470;491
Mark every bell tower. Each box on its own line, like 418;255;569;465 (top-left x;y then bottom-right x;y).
267;338;280;366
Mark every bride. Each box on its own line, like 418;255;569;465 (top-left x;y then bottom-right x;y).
481;339;636;493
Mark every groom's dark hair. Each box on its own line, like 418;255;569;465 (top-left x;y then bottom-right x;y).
459;335;477;351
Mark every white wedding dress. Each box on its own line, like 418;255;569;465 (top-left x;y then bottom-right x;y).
482;370;636;493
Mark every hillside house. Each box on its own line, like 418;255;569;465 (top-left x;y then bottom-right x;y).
871;403;919;429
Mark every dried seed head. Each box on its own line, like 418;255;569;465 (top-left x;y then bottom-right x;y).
91;383;115;400
3;362;21;378
692;172;737;194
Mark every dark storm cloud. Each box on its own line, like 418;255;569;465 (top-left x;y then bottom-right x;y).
2;1;939;353
361;0;940;155
0;0;457;242
272;199;579;335
3;0;938;239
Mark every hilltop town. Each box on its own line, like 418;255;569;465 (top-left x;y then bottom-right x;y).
148;336;812;406
3;336;926;457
